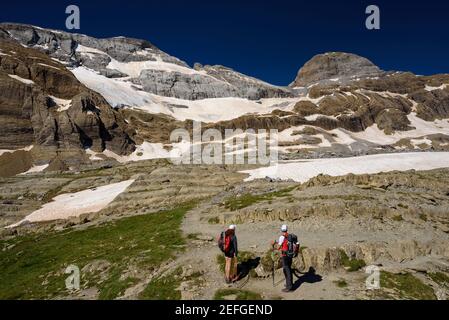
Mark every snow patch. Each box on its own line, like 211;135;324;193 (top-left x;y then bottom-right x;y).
50;96;72;112
85;149;104;161
410;137;432;148
8;74;34;85
0;145;34;156
106;56;204;77
76;44;107;55
38;63;61;70
305;114;338;121
242;152;449;183
425;84;448;91
19;164;49;175
352;113;449;145
7;179;135;227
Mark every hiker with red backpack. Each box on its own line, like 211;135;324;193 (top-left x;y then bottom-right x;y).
217;224;239;283
273;224;299;292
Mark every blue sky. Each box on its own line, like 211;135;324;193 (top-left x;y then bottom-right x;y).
1;0;449;85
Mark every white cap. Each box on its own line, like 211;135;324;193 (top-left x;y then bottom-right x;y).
229;224;236;230
281;224;288;232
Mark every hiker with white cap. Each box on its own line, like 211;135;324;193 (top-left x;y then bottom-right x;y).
217;224;239;283
273;224;299;292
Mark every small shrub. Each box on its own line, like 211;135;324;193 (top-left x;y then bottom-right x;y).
339;249;366;272
419;214;428;222
398;203;408;209
334;279;348;288
208;216;220;224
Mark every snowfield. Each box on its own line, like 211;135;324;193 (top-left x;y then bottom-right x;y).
71;66;298;122
241;152;449;183
352;113;449;145
7;179;135;228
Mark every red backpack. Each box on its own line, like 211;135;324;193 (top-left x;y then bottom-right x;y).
282;233;299;258
218;231;232;253
224;234;231;253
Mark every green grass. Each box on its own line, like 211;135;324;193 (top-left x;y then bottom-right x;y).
139;266;205;300
339;250;366;272
214;288;262;300
0;204;194;299
334;279;348;288
380;271;436;300
139;267;182;300
98;269;138;300
216;254;226;272
222;187;296;211
428;272;449;287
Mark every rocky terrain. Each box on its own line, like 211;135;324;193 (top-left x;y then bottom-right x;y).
290;52;385;87
0;23;449;300
0;38;136;176
0;161;448;300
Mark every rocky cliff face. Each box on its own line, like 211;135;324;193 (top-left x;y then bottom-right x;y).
290;52;384;87
139;65;290;100
1;23;449;172
0;23;292;101
0;38;136;175
0;23;186;67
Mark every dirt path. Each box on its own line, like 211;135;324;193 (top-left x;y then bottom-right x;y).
178;202;367;300
177;198;449;300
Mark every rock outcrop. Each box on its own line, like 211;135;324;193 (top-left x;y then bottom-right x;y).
0;23;292;101
290;52;384;87
0;38;136;174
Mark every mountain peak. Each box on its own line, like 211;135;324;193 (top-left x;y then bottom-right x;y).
290;52;383;87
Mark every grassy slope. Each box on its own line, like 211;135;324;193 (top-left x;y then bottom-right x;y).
0;204;193;299
380;271;436;300
140;267;183;300
222;187;296;211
